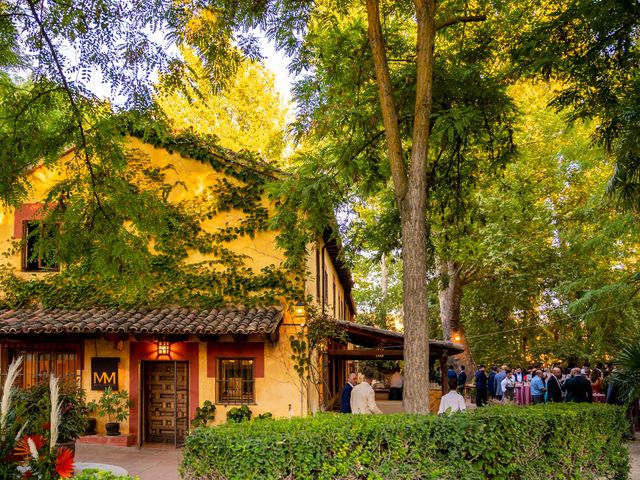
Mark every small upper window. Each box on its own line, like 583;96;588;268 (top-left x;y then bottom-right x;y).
22;221;59;272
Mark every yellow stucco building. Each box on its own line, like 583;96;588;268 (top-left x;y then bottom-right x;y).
0;134;356;446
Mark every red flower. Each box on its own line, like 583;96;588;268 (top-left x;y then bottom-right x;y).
54;448;74;478
42;422;51;431
21;471;32;479
14;434;46;459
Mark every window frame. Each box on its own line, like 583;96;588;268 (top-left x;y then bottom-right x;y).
6;348;80;389
21;220;59;272
216;357;255;405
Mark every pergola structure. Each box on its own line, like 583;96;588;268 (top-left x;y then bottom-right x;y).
324;320;464;408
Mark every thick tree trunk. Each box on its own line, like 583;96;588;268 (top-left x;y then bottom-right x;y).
436;258;475;370
400;191;429;412
366;0;436;413
436;258;463;341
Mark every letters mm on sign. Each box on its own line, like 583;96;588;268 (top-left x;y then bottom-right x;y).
91;357;120;390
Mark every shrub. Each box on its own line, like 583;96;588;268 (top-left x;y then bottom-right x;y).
12;380;89;442
226;405;252;423
181;404;629;480
191;400;216;428
256;412;273;420
74;468;138;479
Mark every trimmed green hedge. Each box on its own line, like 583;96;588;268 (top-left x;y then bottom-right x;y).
180;404;630;480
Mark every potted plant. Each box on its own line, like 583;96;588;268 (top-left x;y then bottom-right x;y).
97;387;133;436
85;400;98;435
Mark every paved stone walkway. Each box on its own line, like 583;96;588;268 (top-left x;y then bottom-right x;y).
75;443;181;480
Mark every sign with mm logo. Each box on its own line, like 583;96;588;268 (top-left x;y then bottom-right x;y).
91;357;120;390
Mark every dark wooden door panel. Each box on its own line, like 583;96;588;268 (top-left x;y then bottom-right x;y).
144;361;189;445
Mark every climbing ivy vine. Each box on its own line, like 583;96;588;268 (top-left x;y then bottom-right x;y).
0;113;307;310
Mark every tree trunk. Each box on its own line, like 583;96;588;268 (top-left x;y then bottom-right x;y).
436;258;463;341
378;253;389;327
400;191;429;413
436;257;475;370
366;0;436;414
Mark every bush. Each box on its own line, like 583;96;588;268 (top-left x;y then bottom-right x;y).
191;400;216;428
74;468;138;479
12;380;89;442
226;405;252;423
181;404;630;480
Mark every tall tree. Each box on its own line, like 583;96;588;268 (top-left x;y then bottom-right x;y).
513;0;640;212
156;49;288;163
463;81;640;366
274;1;514;411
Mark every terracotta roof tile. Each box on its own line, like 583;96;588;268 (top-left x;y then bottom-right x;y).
0;307;283;336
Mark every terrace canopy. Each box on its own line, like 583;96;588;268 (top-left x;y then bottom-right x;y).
324;320;464;407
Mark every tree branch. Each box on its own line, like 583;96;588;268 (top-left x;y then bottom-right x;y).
436;15;486;31
27;0;110;224
366;0;407;205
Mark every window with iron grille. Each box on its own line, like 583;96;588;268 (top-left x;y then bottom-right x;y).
217;358;254;404
7;350;80;388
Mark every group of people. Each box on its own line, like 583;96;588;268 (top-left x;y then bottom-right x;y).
339;361;612;416
340;372;384;414
471;363;605;406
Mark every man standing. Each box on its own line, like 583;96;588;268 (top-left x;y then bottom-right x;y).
388;368;403;400
438;378;467;415
494;365;508;401
457;365;467;395
350;374;383;414
563;367;593;403
513;367;523;383
546;367;564;403
530;370;547;404
488;366;497;399
447;365;457;391
475;365;488;407
340;372;357;413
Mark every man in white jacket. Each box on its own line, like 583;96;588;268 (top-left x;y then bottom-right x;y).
350;374;383;414
438;378;467;415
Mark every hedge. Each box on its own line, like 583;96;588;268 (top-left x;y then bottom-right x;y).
180;404;630;480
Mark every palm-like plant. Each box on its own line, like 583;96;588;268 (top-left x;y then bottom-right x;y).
611;341;640;403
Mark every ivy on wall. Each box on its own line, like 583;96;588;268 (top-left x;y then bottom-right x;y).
0;113;308;310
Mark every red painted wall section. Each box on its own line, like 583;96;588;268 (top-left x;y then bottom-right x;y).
128;341;199;440
13;203;44;238
206;342;265;378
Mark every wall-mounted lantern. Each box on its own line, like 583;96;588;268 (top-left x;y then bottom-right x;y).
156;340;172;359
293;301;306;319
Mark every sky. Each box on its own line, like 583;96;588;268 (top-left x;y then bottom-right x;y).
257;33;295;105
82;29;296;110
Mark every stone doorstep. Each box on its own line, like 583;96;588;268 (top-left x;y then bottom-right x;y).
78;434;136;447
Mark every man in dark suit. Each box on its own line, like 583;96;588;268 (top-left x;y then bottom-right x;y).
563;367;593;403
457;365;467;395
546;366;564;402
340;372;357;413
475;365;488;407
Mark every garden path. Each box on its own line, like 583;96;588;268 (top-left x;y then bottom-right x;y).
75;443;181;480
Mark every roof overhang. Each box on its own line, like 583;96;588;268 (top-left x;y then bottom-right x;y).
335;320;464;358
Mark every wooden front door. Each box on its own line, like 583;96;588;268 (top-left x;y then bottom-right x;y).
143;361;189;446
